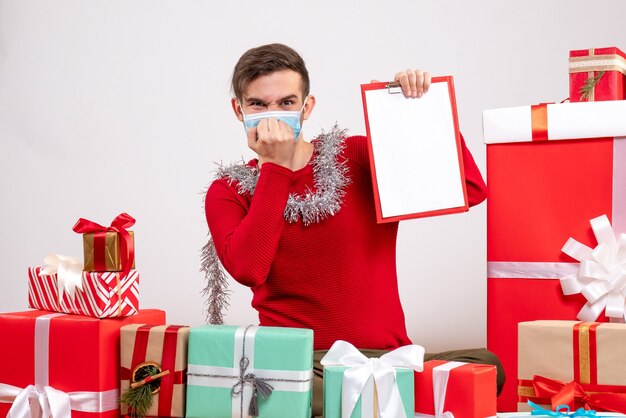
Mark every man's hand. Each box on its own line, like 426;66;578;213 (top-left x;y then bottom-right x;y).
372;69;431;98
247;117;296;168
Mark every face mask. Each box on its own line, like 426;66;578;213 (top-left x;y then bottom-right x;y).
241;98;308;141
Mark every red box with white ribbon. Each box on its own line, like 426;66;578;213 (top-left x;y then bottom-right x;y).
483;100;626;411
569;47;626;102
414;360;497;418
0;309;166;418
28;266;140;318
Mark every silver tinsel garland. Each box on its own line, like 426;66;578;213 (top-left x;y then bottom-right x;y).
200;237;230;325
201;125;350;323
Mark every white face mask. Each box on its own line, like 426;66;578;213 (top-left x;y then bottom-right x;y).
240;98;308;141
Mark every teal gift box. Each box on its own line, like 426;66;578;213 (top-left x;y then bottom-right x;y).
186;325;314;418
323;366;414;418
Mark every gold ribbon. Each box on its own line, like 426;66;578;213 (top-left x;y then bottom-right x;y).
578;322;591;384
569;52;626;75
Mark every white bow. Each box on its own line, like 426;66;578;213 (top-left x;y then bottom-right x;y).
39;254;84;299
561;214;626;322
321;340;424;418
0;383;119;418
2;384;71;418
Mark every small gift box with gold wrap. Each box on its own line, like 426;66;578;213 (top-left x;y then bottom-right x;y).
120;324;191;417
518;320;626;413
73;213;136;272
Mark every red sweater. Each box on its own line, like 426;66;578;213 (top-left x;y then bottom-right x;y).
205;134;487;350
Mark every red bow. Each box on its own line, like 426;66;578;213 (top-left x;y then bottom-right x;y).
532;375;626;413
73;213;135;281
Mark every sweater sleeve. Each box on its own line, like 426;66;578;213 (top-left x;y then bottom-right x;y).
459;133;488;207
205;162;294;287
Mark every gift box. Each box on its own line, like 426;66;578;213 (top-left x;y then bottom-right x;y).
0;309;166;418
569;47;626;102
73;213;136;272
120;324;190;417
28;266;139;318
483;100;626;411
414;360;497;418
321;341;423;418
186;325;313;418
518;321;626;413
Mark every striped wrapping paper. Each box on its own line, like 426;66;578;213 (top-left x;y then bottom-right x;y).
27;266;139;318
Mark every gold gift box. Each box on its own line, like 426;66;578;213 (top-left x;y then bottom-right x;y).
517;320;626;411
82;230;135;272
120;324;190;417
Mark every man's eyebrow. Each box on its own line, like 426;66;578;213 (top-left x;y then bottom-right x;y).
244;94;299;104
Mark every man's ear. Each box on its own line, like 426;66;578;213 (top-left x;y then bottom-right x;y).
232;97;244;122
302;95;316;121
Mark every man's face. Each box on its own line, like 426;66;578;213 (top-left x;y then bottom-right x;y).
232;69;314;122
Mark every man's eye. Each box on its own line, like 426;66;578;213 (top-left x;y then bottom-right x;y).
250;102;265;108
282;100;294;107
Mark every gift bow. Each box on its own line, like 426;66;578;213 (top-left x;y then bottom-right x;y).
320;340;424;418
560;214;626;322
72;213;135;281
39;254;84;299
528;400;597;417
532;375;626;413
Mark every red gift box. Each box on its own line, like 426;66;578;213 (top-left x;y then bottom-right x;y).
569;47;626;102
0;309;166;418
483;101;626;411
28;266;139;318
414;360;497;418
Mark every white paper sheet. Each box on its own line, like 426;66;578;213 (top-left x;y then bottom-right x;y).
364;81;466;220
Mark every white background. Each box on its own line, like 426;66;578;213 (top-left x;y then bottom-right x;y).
1;0;625;352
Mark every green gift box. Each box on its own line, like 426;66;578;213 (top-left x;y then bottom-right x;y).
321;341;423;418
323;366;414;418
186;325;313;418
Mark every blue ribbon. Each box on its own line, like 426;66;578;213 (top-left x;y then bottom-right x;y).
529;401;598;417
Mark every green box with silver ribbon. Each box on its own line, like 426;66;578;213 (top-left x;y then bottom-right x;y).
186;325;313;418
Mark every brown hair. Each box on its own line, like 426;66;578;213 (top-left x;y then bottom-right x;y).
231;43;310;100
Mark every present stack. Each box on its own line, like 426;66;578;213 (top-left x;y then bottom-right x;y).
0;213;170;418
28;213;139;318
483;46;626;412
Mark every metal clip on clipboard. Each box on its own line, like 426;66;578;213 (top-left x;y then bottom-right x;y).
386;81;403;94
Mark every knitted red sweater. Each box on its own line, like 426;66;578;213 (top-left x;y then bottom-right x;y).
205;134;487;350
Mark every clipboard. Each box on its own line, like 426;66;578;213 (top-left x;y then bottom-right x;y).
361;76;468;223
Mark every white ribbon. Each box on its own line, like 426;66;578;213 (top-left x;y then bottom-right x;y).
414;361;466;418
320;340;425;418
560;214;626;322
187;325;313;418
39;254;84;299
0;313;119;418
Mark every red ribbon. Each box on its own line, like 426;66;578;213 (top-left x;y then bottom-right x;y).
532;375;626;413
121;325;187;415
531;104;549;141
72;213;135;282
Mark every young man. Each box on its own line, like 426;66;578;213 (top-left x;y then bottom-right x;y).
205;43;502;416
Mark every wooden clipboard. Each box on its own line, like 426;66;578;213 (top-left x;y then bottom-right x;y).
361;76;468;223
